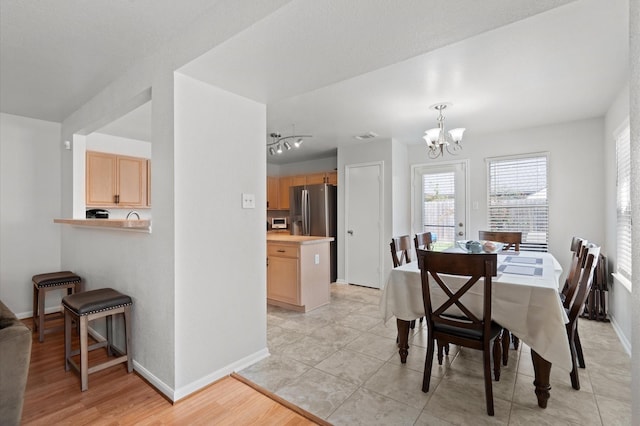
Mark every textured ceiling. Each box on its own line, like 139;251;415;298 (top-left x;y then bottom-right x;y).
0;0;630;165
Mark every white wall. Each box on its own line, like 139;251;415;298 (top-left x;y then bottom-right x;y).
57;0;288;399
407;118;606;281
173;73;267;397
0;113;62;316
391;139;410;239
86;132;152;159
274;156;337;176
605;83;631;349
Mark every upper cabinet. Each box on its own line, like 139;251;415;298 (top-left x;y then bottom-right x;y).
267;171;337;210
86;151;150;208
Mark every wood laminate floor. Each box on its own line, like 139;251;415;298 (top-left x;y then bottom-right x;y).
20;317;324;425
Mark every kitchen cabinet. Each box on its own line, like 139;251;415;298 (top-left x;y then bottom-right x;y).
267;176;280;210
266;235;332;312
305;172;327;185
278;176;292;210
86;151;149;208
326;171;338;185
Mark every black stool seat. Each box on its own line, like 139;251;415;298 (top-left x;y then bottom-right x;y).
63;288;132;316
32;271;82;342
33;271;81;288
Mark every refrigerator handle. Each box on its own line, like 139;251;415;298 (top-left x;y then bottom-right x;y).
302;189;309;235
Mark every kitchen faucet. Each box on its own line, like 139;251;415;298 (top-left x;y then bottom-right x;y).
126;211;140;220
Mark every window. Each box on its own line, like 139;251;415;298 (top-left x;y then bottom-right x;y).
615;124;631;284
487;154;549;251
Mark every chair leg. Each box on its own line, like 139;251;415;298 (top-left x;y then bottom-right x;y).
567;326;580;390
501;329;510;366
32;284;38;331
483;348;495;416
493;335;502;382
575;329;585;368
410;319;416;330
512;334;520;350
423;334;435;392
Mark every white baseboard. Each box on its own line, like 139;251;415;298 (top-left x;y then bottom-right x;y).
133;360;175;400
173;348;270;402
15;305;62;320
335;279;348;285
609;314;632;356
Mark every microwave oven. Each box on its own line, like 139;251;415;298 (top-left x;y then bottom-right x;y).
271;217;287;229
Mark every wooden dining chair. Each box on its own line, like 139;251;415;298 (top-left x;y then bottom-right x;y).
414;232;436;252
560;237;588;304
390;235;421;330
478;230;523;362
417;249;502;416
390;235;412;267
478;231;522;252
566;245;600;390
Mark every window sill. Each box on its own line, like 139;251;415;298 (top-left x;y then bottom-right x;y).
612;272;632;292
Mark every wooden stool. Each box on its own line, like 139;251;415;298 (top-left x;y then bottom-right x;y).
32;271;82;342
63;288;133;391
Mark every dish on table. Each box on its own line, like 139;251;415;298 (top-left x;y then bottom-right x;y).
455;240;504;253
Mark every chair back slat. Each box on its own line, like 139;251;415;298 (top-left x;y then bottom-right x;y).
418;250;497;335
478;231;522;252
390;235;412;267
567;246;600;322
414;232;436;252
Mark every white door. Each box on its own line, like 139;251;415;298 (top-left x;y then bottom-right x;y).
345;162;383;288
412;160;468;249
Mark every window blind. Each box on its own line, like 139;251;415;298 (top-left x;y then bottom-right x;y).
421;171;455;244
616;126;632;282
487;154;549;251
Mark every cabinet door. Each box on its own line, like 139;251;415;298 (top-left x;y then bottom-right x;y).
267;176;279;210
306;172;326;185
267;256;299;304
291;175;306;186
278;176;292;209
86;151;117;206
326;171;338;185
117;156;148;207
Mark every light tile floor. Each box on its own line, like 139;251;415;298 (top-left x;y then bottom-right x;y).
238;284;632;425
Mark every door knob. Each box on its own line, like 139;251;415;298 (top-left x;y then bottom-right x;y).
458;231;464;236
347;230;354;235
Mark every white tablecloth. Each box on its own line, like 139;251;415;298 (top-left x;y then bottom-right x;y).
379;251;572;371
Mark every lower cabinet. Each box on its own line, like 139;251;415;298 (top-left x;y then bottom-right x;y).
266;240;331;312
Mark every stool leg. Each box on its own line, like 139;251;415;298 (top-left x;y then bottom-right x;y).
80;316;89;391
106;314;113;356
64;308;72;371
124;306;132;373
38;287;46;343
32;284;38;331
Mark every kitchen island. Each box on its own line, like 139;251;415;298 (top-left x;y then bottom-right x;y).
266;234;334;312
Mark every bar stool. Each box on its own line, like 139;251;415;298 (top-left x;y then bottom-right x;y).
63;288;133;391
32;271;82;342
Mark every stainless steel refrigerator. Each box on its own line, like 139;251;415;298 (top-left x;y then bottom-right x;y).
290;183;337;282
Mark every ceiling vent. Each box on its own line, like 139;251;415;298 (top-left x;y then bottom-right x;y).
354;132;378;140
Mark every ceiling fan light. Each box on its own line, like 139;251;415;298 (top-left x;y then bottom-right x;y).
448;128;466;143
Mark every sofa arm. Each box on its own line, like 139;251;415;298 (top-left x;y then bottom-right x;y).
0;304;32;426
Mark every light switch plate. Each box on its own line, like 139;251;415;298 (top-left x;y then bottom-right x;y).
314;254;320;264
242;193;256;209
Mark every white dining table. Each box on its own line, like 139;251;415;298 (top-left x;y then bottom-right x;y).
379;250;571;408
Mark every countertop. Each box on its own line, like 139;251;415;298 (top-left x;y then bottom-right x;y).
54;218;151;231
267;234;334;245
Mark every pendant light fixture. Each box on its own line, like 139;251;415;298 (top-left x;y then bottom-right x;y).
267;124;311;156
423;103;465;159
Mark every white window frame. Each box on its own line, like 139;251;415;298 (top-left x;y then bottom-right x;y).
486;152;549;252
613;121;631;290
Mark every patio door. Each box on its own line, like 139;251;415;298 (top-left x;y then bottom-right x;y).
411;160;469;249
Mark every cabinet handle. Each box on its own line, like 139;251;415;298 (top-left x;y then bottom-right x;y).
277;249;286;253
114;194;120;204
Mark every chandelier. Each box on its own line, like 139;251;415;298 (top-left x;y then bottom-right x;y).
423;103;465;159
267;126;312;156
